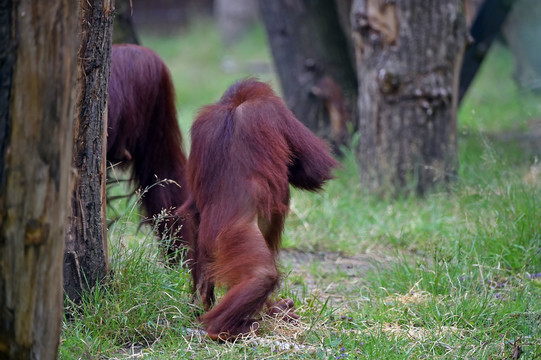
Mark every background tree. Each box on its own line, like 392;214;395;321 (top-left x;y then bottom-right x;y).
215;0;258;46
351;0;469;194
64;0;114;303
0;1;79;358
503;0;541;92
114;0;140;44
259;0;358;153
129;0;213;32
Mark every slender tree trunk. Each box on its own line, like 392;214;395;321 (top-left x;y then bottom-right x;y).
260;0;358;153
64;0;114;303
0;1;79;358
352;0;468;195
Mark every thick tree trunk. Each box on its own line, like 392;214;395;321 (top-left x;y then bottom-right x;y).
113;0;140;44
352;0;468;194
64;0;114;303
259;0;358;153
0;1;79;358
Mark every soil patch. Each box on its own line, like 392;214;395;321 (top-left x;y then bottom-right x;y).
279;248;392;307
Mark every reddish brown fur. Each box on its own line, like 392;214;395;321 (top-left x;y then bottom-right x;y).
107;44;190;256
186;79;338;339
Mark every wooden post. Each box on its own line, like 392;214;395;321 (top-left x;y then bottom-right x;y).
0;1;79;358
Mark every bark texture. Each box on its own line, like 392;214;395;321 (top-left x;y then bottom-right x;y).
64;0;114;303
0;1;79;358
260;0;358;153
352;0;468;194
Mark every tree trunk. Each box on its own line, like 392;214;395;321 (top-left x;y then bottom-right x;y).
334;0;357;68
503;0;541;92
259;0;358;153
0;1;79;358
113;0;140;44
352;0;468;195
64;0;114;303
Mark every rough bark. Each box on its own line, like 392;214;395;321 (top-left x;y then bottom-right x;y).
64;0;114;303
352;0;469;195
113;0;140;44
0;1;79;358
259;0;358;153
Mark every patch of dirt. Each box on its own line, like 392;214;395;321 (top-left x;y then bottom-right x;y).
278;248;393;306
488;118;541;153
280;248;385;275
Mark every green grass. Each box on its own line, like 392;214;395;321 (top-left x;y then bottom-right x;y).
60;19;541;359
